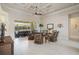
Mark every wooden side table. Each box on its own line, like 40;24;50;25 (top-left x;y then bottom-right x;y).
0;36;14;55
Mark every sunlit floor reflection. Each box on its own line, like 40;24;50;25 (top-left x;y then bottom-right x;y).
14;37;79;55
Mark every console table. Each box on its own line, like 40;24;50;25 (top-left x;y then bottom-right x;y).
0;36;14;55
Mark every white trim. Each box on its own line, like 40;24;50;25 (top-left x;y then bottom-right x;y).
44;4;79;17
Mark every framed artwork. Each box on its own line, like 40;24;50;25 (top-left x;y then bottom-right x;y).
47;24;54;29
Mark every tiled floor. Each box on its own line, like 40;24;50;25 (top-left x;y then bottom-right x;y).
14;37;79;55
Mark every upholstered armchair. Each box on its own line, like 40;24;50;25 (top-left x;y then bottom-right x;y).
34;33;43;44
45;30;59;42
49;30;59;42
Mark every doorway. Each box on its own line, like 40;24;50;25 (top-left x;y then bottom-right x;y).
14;20;34;38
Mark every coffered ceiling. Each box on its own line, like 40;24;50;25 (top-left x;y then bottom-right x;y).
1;3;79;15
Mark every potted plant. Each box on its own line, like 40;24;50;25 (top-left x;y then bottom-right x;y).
39;24;43;32
0;23;6;43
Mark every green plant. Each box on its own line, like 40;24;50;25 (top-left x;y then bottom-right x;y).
39;24;43;27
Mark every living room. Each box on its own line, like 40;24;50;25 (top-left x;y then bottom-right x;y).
0;3;79;55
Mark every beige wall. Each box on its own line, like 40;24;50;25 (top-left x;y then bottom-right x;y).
0;5;10;36
43;14;69;40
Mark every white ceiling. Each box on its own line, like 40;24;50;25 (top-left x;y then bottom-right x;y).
1;3;79;15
